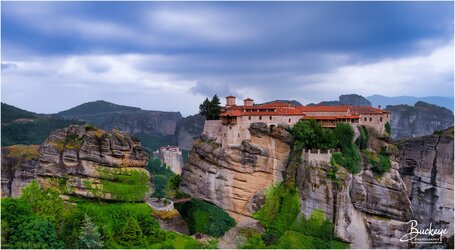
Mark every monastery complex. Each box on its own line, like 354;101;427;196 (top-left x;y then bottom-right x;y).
203;96;390;147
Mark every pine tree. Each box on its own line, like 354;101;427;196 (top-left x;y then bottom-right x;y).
78;214;103;249
118;217;144;247
209;94;222;120
199;98;211;119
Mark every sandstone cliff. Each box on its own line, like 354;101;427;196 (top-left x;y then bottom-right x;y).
397;128;454;247
1;125;152;202
181;123;293;221
1;145;40;197
175;114;205;151
181;122;454;248
386;101;454;139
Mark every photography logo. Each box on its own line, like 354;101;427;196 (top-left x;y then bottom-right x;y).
400;220;449;245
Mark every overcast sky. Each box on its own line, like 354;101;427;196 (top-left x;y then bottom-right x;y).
2;1;454;116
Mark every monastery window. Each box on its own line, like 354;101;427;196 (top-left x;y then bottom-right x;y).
364;117;367;122
224;133;226;136
288;118;291;123
238;133;240;137
259;116;262;120
369;117;372;122
269;116;272;120
230;126;232;130
380;117;383;122
387;115;389;118
248;116;251;120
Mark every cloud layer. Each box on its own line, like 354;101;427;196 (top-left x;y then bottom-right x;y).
2;2;454;115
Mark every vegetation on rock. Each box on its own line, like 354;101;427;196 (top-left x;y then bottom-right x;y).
331;123;361;174
245;184;348;249
385;122;392;136
364;148;392;176
176;198;236;237
291;120;337;150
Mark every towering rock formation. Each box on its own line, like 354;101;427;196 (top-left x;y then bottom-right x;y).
1;125;152;202
175;114;205;151
386;101;454;139
1;145;39;197
181;123;293;221
182;122;454;248
307;94;372;107
397;127;454;247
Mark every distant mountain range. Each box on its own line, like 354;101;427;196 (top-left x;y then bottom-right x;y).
1;103;84;146
2;94;453;148
367;95;454;112
1;101;204;151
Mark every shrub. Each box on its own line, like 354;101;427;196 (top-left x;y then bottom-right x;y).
253;184;300;242
385;122;392;136
176;199;236;237
291;210;332;241
331;123;361;174
366;148;392;176
9;217;64;249
291;120;337;150
355;126;369;150
20;181;66;224
239;229;266;249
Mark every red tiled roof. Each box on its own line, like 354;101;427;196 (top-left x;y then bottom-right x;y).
297;106;351;112
350;106;390;114
301;115;360;120
244;98;254;101
226;95;236;98
220;106;304;117
220;101;388;117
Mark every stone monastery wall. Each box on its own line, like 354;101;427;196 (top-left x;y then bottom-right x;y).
359;113;390;134
301;149;334;166
203;120;222;140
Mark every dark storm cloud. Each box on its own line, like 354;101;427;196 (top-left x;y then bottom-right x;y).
1;1;453;115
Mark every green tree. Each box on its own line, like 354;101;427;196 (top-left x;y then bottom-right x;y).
199;98;211;119
117;217;144;247
291;120;337;150
9;217;64;249
20;181;65;224
331;123;361;174
209;94;222;120
199;95;222;120
78;214;104;249
1;220;8;248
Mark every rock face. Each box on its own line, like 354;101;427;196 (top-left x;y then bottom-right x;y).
386;101;454;139
1;145;39;197
183;122;454;248
397;129;454;247
297;158;412;248
175;114;205;151
181;123;293;221
339;94;372;106
37;125;151;201
307;94;371;107
59;100;183;137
